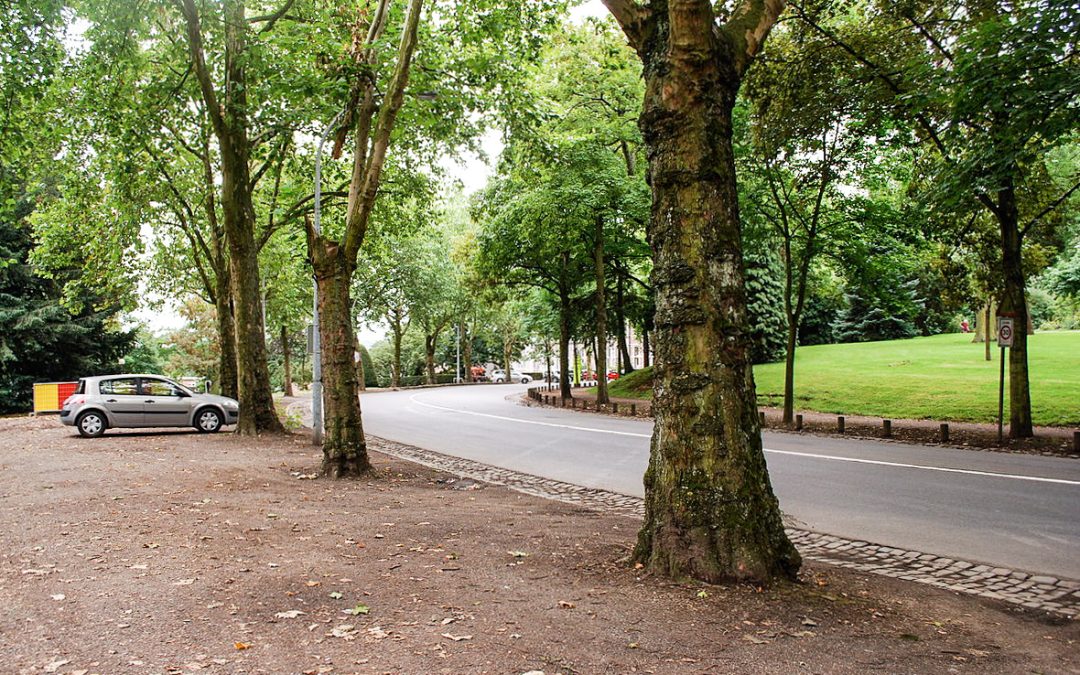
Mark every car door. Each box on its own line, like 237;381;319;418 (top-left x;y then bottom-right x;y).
139;378;193;427
98;377;144;427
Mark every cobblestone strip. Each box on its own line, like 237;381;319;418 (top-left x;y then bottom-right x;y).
369;435;1080;618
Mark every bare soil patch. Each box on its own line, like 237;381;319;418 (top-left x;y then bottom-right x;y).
1;415;1076;674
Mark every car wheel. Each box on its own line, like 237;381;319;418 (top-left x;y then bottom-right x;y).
195;408;223;433
521;376;531;384
76;411;106;438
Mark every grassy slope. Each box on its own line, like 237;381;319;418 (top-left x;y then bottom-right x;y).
603;332;1080;426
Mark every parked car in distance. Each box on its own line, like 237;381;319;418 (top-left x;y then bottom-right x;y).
60;374;239;437
490;368;532;384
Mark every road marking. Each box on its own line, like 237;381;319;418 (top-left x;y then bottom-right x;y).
407;393;1080;487
763;448;1080;486
409;394;651;438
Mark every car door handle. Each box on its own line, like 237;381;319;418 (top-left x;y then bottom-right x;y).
106;398;117;403
145;399;155;403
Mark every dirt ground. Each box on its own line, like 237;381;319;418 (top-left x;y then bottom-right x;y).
1;415;1076;675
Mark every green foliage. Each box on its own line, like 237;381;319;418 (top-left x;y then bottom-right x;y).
743;254;786;364
602;333;1080;427
605;366;654;399
357;344;378;388
0;215;134;413
753;333;1080;426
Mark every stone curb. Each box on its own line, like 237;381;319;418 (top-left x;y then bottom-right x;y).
368;435;1079;619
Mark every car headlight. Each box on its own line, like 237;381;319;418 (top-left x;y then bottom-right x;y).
223;401;239;410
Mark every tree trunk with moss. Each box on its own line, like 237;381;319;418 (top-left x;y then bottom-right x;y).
604;0;799;584
307;236;371;477
180;0;282;435
997;178;1033;438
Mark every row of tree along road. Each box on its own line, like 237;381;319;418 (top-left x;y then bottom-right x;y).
5;0;1077;585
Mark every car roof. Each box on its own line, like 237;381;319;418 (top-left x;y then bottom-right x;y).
82;374;176;382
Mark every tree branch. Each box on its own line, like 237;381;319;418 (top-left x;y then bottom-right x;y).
600;0;649;49
1022;177;1080;237
248;0;296;33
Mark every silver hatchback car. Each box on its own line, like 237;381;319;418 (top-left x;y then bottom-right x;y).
60;374;239;437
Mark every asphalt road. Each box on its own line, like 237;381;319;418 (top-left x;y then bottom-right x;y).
359;384;1080;579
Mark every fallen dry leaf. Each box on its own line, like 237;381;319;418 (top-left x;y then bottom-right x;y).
275;610;304;619
42;659;70;673
441;633;472;641
234;642;252;650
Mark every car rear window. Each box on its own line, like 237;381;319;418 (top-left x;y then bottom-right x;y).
76;379;86;395
100;378;138;395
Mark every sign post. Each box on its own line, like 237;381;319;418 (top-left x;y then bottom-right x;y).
996;317;1014;444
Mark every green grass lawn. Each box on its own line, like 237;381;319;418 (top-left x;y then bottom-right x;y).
602;332;1080;426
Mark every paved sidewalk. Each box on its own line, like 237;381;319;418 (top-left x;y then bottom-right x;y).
368;435;1080;619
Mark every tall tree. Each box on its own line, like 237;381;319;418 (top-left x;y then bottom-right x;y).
793;0;1080;437
176;0;286;434
602;0;800;583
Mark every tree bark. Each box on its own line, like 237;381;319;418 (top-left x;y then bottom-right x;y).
606;0;799;584
282;324;294;397
998;180;1033;438
425;332;438;384
616;273;634;374
307;235;371;477
594;215;610;405
214;276;238;399
179;0;281;434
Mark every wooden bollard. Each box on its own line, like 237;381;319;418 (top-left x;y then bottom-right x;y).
838;416;845;434
883;419;892;438
1074;430;1079;454
612;402;619;415
795;414;803;431
630;403;637;416
759;411;766;426
560;397;566;408
571;398;577;409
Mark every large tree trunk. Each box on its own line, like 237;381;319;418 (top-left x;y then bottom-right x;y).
608;0;799;584
282;325;294;397
309;240;371;477
998;182;1033;438
594;216;610;405
180;0;281;434
214;279;238;399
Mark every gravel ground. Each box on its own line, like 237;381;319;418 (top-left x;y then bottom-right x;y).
1;415;1076;675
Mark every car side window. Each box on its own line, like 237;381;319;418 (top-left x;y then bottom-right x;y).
100;378;138;395
142;379;181;397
